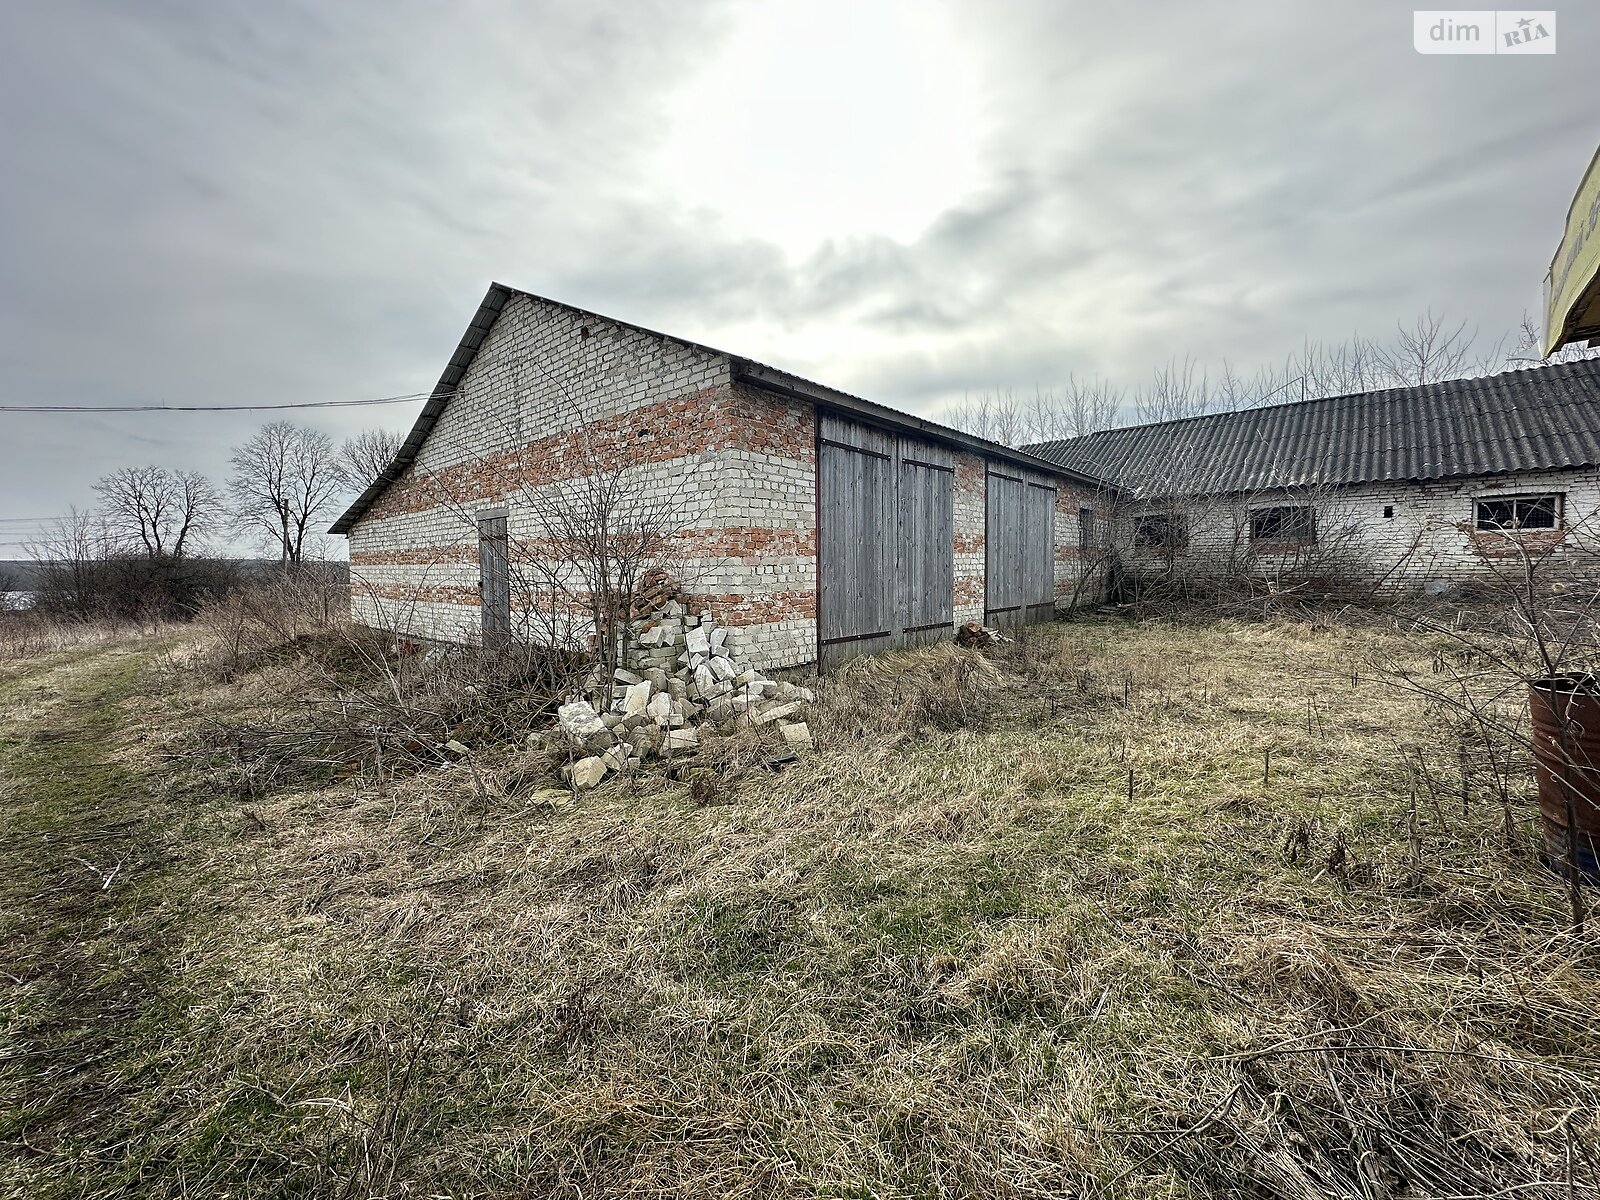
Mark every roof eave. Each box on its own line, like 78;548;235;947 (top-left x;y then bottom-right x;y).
732;360;1113;491
328;282;514;534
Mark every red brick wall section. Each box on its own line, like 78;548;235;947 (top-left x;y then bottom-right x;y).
347;295;821;668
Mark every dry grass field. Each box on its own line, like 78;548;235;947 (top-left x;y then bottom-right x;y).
2;613;1596;1198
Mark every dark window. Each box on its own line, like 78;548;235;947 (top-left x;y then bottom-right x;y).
1250;505;1317;543
1475;494;1561;531
1134;512;1186;550
1383;505;1394;519
1078;507;1095;554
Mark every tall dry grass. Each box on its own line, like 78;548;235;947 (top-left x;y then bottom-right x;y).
0;608;165;660
6;613;1598;1198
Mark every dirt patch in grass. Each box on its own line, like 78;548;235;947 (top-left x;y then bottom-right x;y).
3;616;1598;1198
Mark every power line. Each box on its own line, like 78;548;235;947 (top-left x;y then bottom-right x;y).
0;390;442;414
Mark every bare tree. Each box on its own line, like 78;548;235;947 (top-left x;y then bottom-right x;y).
945;307;1550;452
945;389;1025;446
229;422;343;566
92;466;223;560
945;378;1123;448
1508;311;1600;369
1371;310;1500;387
339;428;404;491
1054;375;1124;439
1131;357;1212;424
24;508;126;616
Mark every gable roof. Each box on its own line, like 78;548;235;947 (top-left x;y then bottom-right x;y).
1023;358;1600;498
330;283;1101;534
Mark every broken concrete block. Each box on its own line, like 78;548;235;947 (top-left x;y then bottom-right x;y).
645;692;672;722
663;727;700;752
558;701;608;743
601;745;630;772
629;725;661;760
614;667;643;685
686;627;710;655
708;655;736;681
568;756;608;789
780;722;813;750
753;700;804;726
710;627;727;651
444;739;470;756
622;680;652;715
693;663;715;695
601;711;625;728
644;668;670;691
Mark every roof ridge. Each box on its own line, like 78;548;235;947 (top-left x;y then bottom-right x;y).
1022;356;1600;454
1024;361;1600;494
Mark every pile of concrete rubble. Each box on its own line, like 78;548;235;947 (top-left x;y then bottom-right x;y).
543;569;815;789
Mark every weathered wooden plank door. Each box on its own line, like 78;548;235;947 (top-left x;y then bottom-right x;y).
985;468;1056;628
1024;480;1058;624
985;469;1025;627
818;415;955;667
818;416;897;667
897;446;955;650
478;512;510;650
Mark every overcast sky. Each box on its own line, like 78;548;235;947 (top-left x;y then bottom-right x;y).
1;1;1595;555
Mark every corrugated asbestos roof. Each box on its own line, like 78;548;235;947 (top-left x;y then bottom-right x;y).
1022;358;1600;498
330;283;1099;534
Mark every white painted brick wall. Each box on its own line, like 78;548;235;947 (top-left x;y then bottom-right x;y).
348;294;820;671
1112;469;1600;586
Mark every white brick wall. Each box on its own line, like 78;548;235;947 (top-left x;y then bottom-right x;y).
347;294;821;671
1112;468;1600;588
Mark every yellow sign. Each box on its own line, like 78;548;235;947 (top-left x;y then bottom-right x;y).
1546;144;1600;355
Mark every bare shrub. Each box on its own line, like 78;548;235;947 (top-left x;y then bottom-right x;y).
1379;520;1600;934
194;564;349;682
814;643;1008;739
189;568;581;798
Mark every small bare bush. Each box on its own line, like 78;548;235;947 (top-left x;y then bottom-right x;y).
193;566;348;681
187;595;582;798
814;642;1008;738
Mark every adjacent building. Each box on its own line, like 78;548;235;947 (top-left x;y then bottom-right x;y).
1024;360;1600;591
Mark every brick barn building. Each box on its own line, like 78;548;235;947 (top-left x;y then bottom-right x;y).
331;284;1109;669
1024;360;1600;591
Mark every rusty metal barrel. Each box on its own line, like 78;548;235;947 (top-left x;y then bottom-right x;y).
1527;673;1600;884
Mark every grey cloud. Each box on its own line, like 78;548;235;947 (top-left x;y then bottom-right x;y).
2;0;1598;546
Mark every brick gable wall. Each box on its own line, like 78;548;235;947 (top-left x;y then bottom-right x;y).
346;295;821;668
